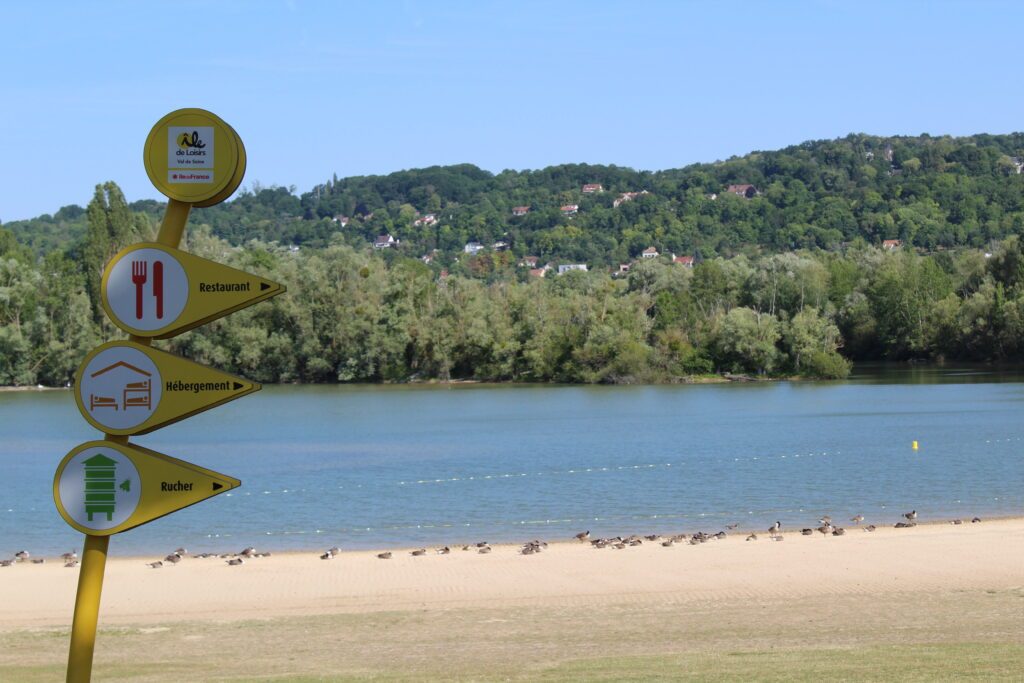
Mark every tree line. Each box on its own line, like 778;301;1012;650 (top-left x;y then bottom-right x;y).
3;177;1024;386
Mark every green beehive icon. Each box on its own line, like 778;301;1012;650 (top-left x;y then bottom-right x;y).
83;453;118;521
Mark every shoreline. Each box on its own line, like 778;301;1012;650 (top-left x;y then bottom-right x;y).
1;516;1020;630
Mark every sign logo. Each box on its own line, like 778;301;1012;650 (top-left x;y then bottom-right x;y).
77;346;162;431
104;247;188;330
167;126;213;169
176;131;207;150
56;446;141;532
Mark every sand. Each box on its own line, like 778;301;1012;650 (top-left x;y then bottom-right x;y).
1;517;1021;630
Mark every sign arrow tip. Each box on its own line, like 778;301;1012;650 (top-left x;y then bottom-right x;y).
260;282;270;291
213;482;223;491
233;381;244;390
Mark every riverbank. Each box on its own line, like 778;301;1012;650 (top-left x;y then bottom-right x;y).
0;518;1020;680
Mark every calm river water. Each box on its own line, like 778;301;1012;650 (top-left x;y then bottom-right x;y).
1;365;1022;557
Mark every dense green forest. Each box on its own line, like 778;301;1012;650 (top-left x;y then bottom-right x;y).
3;132;1024;386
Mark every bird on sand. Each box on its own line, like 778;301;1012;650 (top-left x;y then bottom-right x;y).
61;551;77;562
319;552;334;560
64;560;78;568
226;558;244;566
436;546;451;555
768;521;781;539
903;510;917;522
864;525;877;532
410;549;427;556
850;515;864;524
31;558;45;564
0;560;12;567
14;551;29;561
377;552;393;559
972;517;982;523
478;545;492;554
801;528;814;536
574;531;590;542
147;561;163;568
746;533;758;541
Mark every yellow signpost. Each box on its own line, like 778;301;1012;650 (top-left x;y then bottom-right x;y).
58;109;282;683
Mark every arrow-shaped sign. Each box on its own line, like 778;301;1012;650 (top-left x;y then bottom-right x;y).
101;242;285;339
53;440;240;536
74;341;259;436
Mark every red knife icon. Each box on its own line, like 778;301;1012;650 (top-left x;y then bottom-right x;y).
152;260;164;319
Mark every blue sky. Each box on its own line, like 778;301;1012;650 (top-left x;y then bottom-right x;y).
2;1;1022;221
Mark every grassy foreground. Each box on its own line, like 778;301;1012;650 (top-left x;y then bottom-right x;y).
1;588;1021;681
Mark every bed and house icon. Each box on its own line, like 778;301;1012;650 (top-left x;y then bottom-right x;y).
88;361;153;413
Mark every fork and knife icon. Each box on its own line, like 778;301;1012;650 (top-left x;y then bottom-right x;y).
131;260;164;320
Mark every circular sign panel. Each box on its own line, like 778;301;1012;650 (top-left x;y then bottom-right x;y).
143;108;241;204
102;245;189;335
75;344;163;433
54;443;141;535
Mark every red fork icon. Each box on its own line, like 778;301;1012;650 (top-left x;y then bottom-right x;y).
131;261;148;319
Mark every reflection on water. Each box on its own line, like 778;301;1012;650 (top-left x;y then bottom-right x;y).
1;367;1022;556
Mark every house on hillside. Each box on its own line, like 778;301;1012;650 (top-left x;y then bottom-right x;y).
492;240;510;252
558;264;588;275
641;247;659;259
421;249;440;264
673;255;695;267
1011;157;1024;174
882;239;902;250
528;267;547;278
614;263;632;277
374;234;398;249
464;242;485;255
413;214;437;227
582;183;604;194
512;206;530;216
561;204;579;215
519;256;539;268
726;184;758;199
332;215;349;226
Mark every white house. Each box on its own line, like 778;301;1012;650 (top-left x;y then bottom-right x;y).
373;234;398;249
558;264;588;275
464;242;485;255
641;247;659;259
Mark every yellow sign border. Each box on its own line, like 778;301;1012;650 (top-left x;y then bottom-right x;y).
54;440;240;536
143;108;240;204
73;340;260;436
99;242;284;338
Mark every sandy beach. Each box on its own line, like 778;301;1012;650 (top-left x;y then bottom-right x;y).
1;518;1022;680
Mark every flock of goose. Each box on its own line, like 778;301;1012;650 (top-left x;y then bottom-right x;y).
1;512;987;568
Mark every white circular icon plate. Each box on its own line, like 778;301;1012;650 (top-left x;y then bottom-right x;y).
105;248;188;331
57;446;141;532
77;346;163;431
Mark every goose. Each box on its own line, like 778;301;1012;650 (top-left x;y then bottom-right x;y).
817;524;834;536
521;545;536;555
971;517;982;523
61;551;77;562
377;552;392;559
14;551;29;561
64;560;79;568
319;552;334;560
746;533;757;541
240;547;256;557
768;521;781;539
226;558;244;566
410;548;427;556
461;545;472;551
661;539;676;547
174;547;188;556
801;528;814;536
574;531;590;542
726;523;739;530
327;546;340;556
950;519;963;525
850;515;864;525
894;521;915;528
819;516;832;525
714;531;727;540
147;561;163;568
832;527;846;536
31;558;45;564
478;545;492;554
903;510;917;522
612;542;626;550
864;524;877;532
436;546;451;555
0;560;12;567
645;535;659;541
164;553;182;564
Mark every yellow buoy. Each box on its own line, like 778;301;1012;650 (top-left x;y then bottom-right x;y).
912;440;919;450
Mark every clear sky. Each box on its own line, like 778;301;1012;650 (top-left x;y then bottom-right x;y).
2;1;1022;221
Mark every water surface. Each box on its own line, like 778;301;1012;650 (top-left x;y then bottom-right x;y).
1;365;1022;557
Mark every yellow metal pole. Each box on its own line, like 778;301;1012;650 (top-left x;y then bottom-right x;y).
157;198;192;248
66;534;109;683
